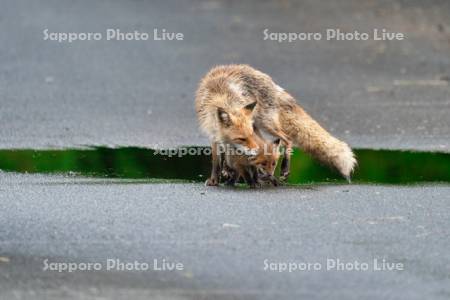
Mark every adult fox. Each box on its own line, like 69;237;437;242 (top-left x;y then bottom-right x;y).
195;64;356;186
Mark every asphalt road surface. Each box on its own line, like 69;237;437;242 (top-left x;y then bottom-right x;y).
1;0;450;299
1;0;449;150
1;173;449;299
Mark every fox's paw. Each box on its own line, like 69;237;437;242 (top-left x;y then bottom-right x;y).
279;172;290;182
205;177;219;186
224;178;236;187
248;181;262;189
270;176;280;187
221;169;233;181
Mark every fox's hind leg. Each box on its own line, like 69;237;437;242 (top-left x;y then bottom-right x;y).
280;142;292;180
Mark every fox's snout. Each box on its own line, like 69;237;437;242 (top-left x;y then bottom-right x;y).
234;143;259;156
245;139;259;152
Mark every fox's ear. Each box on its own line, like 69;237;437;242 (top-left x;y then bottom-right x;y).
217;108;232;127
243;101;257;115
273;138;281;146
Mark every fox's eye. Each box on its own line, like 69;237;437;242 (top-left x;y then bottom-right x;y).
234;138;247;143
272;162;276;166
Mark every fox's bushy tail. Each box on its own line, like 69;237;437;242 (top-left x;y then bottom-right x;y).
286;106;357;180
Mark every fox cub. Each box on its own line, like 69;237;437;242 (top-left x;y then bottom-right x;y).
222;134;281;188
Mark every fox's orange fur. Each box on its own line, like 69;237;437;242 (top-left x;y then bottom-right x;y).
223;134;280;187
195;64;357;184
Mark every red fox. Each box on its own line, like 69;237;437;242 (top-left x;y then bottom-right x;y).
222;135;281;188
195;64;356;186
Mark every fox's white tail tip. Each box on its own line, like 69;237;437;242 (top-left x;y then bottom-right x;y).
335;144;357;181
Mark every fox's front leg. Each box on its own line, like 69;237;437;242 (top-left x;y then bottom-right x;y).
280;141;292;180
206;141;221;186
225;169;238;186
252;167;260;185
243;168;260;188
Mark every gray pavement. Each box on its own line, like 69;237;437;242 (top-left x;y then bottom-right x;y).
1;173;449;300
0;0;449;150
1;0;450;299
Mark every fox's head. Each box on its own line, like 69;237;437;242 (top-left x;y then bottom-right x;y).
251;138;281;176
217;102;259;152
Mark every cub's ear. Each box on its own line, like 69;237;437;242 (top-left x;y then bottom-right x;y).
243;101;257;114
217;108;232;127
273;138;281;146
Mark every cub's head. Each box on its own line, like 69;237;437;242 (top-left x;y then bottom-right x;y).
217;102;258;152
252;138;281;176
